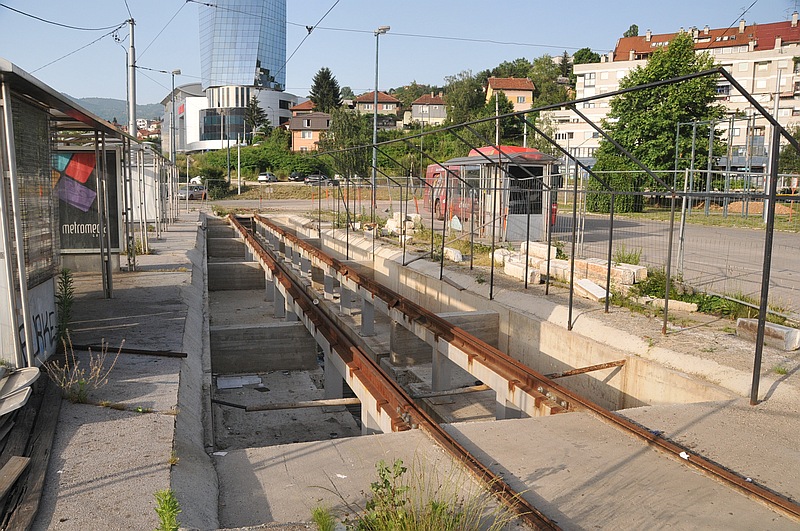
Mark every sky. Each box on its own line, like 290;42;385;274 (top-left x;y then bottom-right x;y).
0;0;794;105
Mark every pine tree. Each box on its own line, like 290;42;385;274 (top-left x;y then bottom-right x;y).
244;96;269;144
309;67;342;113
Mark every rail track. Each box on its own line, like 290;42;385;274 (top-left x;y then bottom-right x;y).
229;214;800;526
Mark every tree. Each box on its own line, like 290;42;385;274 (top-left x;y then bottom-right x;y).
623;24;639;38
778;126;800;176
243;96;269;144
443;70;485;125
528;55;570;107
479;91;520;143
340;86;355;99
390;81;439;109
309;67;342;113
587;32;723;213
559;51;572;79
319;108;372;179
573;47;601;65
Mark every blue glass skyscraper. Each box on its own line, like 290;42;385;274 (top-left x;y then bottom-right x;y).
199;0;286;91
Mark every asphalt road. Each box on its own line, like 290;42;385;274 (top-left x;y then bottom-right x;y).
208;197;799;317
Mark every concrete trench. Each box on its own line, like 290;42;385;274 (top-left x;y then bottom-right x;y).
203;213;734;455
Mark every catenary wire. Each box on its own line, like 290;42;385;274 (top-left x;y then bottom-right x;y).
0;2;125;30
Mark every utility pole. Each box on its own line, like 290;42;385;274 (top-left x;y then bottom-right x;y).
127;19;136;140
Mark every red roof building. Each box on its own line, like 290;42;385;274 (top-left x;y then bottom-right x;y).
485;77;536;112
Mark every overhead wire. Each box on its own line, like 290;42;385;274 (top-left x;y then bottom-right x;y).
273;0;341;82
0;2;125;31
138;2;188;59
32;23;127;73
698;0;760;50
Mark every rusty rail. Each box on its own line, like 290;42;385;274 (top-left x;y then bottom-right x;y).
251;213;800;523
546;360;626;379
230;215;560;530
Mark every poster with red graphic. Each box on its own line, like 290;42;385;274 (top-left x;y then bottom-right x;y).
54;149;120;251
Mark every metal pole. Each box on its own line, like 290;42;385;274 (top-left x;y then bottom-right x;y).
604;193;615;313
750;125;782;405
489;165;497;300
567;162;578;331
94;132;109;298
371;27;389;220
677;168;689;278
127;18;137;144
1;82;33;367
226;112;231;185
237;134;241;195
662;190;678;335
524;187;531;289
439;170;449;280
705;119;714;216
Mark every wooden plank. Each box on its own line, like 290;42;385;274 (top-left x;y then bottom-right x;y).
4;377;62;530
0;457;29;501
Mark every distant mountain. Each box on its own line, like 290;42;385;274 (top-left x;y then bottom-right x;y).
64;95;164;123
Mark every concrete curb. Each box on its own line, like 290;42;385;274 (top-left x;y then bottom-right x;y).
172;214;220;529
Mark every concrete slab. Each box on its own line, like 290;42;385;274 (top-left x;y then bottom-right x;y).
444;413;798;530
575;278;608;302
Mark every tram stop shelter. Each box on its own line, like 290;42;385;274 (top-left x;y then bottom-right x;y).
0;57;137;368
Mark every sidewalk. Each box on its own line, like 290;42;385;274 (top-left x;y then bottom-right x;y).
31;212;211;530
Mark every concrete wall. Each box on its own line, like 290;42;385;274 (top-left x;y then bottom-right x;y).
210;322;317;374
207;237;245;259
208;262;265;291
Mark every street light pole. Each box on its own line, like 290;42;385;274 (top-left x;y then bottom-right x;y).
372;25;390;220
170;69;181;162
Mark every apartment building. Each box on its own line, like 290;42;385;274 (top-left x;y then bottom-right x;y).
551;13;800;172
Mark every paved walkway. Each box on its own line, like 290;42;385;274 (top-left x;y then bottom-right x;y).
32;212;206;531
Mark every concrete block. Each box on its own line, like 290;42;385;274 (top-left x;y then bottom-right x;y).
504;257;541;284
493;248;512;266
539;258;571;282
586;258;636;286
638;297;698;313
737;318;800;351
616;263;648;283
575;279;608;302
408;213;422;225
385;218;400;235
519;241;557;260
443;247;463;262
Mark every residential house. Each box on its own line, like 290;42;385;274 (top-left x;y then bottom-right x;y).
411;92;447;126
354;91;401;129
485;77;535;112
289;111;331;152
550;13;800;171
290;99;315;116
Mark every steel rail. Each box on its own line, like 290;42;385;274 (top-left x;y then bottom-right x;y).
252;214;800;522
229;215;560;530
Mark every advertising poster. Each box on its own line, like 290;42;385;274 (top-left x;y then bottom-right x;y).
54;149;120;251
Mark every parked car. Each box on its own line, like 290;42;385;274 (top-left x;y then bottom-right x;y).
304;174;331;186
257;172;277;183
178;185;207;200
288;171;306;182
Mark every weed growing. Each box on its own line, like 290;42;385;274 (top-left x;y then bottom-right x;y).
43;336;122;403
154;489;181;531
317;457;517;531
55;268;75;347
